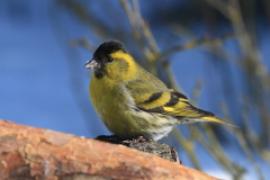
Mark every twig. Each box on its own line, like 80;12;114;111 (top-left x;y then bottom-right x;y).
157;34;233;61
70;37;96;52
172;129;202;170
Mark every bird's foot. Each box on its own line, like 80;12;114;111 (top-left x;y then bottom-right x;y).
95;134;180;163
123;135;151;143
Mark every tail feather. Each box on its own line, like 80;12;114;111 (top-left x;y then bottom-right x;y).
188;106;237;128
201;116;237;128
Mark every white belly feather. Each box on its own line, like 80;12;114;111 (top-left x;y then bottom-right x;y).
122;85;177;140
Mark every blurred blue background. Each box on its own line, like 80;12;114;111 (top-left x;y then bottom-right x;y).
0;0;104;136
1;0;269;179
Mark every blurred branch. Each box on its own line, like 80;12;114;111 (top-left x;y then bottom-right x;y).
70;37;96;52
204;0;230;18
198;125;245;179
58;0;109;38
172;129;202;170
58;0;128;41
205;0;270;156
119;0;160;63
130;0;160;54
158;34;233;61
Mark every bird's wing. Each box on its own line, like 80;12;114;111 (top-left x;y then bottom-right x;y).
127;83;226;124
139;90;227;124
136;90;208;118
125;68;227;125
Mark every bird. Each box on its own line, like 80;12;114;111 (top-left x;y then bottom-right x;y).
85;40;232;141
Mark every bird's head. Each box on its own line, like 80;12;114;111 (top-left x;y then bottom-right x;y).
85;41;137;81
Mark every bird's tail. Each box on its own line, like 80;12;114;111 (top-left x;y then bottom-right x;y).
201;116;237;128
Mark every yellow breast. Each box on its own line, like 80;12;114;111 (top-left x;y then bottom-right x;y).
90;76;133;136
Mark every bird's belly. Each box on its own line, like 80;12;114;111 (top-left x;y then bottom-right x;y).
102;107;175;140
129;109;176;140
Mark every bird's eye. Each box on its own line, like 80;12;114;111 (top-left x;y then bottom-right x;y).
107;56;113;63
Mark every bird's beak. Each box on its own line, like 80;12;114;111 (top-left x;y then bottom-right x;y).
85;59;98;70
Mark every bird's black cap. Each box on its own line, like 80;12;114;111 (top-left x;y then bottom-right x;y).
93;40;125;59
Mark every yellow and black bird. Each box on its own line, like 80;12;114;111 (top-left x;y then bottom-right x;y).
86;41;229;140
